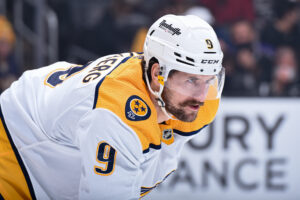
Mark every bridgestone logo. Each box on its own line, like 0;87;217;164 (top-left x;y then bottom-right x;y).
159;20;181;36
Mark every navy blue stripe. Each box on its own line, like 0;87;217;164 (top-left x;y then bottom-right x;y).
0;106;37;200
141;186;155;194
140;170;174;197
93;56;131;109
142;126;208;153
173;124;208;136
142;143;161;154
141;188;152;192
0;193;4;200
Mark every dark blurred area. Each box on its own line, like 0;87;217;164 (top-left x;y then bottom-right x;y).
0;0;300;97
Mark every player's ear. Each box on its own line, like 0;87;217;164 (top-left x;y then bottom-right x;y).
150;63;160;92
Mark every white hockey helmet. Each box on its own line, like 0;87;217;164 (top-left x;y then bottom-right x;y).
143;14;225;111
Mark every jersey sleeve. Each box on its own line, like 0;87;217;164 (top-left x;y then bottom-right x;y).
76;108;144;200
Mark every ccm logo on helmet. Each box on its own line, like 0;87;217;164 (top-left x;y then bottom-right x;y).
201;59;220;64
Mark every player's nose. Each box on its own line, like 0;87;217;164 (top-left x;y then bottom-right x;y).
191;86;208;102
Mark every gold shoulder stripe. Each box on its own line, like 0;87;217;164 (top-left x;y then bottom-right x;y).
94;56;162;153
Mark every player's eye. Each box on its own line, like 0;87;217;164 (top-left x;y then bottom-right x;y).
186;78;198;85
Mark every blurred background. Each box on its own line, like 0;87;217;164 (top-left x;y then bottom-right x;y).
1;0;300;96
0;0;299;199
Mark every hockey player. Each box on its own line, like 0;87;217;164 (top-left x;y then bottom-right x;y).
0;14;224;199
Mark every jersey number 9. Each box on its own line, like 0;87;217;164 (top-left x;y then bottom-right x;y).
94;141;117;176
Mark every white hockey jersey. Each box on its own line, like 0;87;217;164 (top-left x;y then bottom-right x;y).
0;52;219;200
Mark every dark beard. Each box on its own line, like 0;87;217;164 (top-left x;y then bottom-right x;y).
161;88;204;122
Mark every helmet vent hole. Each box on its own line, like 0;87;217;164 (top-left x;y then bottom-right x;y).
214;69;216;72
176;44;179;46
176;59;194;66
200;69;204;72
174;52;181;57
186;57;195;62
150;30;155;36
204;51;216;54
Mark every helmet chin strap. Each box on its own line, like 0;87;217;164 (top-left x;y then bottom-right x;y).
156;97;177;121
144;71;177;121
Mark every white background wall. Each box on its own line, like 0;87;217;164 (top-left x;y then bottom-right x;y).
147;98;300;200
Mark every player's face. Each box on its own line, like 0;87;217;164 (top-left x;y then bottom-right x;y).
161;71;214;122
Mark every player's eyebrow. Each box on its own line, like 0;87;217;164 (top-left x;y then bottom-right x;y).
187;75;215;82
